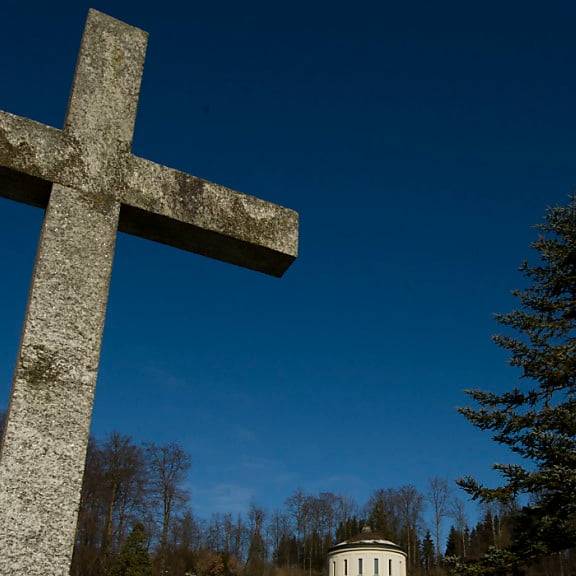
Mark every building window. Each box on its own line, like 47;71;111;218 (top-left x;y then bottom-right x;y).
333;562;336;576
359;559;363;575
388;559;392;576
374;559;379;575
344;560;348;576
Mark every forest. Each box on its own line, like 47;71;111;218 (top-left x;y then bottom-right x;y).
0;411;572;576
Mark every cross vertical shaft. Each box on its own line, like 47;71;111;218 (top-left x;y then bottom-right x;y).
0;11;146;575
0;187;119;575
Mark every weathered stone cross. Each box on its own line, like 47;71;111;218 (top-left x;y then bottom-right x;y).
0;9;298;575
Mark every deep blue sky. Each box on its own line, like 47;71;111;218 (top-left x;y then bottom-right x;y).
0;0;574;524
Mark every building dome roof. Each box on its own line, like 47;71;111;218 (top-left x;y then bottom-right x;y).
328;526;405;554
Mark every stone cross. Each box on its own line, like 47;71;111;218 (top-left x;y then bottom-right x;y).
0;9;298;576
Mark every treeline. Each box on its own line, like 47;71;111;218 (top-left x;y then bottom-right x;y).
0;415;574;575
71;432;576;576
62;429;576;576
72;431;442;576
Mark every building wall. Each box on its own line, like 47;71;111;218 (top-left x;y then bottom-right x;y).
327;547;407;576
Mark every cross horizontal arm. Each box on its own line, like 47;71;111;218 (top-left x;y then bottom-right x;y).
119;156;298;276
0;111;298;276
0;112;77;196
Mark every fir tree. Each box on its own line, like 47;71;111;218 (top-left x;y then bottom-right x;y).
110;523;152;576
335;517;362;544
456;195;576;573
246;505;267;576
422;530;435;574
369;498;392;537
246;532;267;576
445;526;460;558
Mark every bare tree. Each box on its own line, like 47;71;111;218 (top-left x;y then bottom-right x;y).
268;509;292;566
396;485;424;572
71;437;105;576
427;477;451;562
450;497;468;558
246;504;268;576
145;442;191;573
205;513;224;552
168;509;200;575
333;494;357;530
285;488;307;568
100;432;146;553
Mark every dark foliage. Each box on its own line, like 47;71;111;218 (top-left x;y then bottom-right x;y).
110;523;152;576
456;196;576;574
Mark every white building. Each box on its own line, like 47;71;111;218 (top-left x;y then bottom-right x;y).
327;527;407;576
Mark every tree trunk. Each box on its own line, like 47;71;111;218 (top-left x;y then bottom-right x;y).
101;481;117;553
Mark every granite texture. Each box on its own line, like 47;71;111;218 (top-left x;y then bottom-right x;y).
0;185;119;575
0;8;298;576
